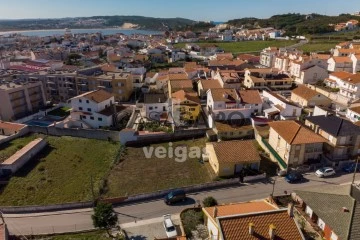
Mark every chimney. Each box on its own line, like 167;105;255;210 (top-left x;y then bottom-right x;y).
269;224;276;240
213;207;218;218
288;202;294;218
249;223;255;235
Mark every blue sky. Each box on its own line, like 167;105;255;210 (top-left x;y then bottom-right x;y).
1;0;360;21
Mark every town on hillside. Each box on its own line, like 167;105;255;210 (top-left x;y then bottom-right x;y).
0;12;360;240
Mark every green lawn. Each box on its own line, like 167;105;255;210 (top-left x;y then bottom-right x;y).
0;135;38;163
47;106;71;117
298;41;339;53
36;231;109;240
104;138;212;197
0;135;119;206
174;40;297;54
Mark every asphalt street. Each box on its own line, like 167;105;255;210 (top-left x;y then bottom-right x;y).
4;171;359;236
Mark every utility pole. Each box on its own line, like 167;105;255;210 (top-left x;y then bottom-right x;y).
352;157;359;185
271;176;277;197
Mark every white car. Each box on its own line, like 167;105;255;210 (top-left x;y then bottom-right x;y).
163;214;177;238
315;167;336;178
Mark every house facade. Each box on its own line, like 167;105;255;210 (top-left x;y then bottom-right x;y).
291;85;332;107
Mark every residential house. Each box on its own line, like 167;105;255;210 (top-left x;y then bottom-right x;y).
244;71;293;91
213;119;254;140
143;93;168;121
0;122;27;136
268;120;326;168
291;85;332;107
208;59;249;71
295;65;329;85
346;106;360;122
350;54;360;73
326;72;360;100
305;115;360;162
197;79;222;99
294;184;360;240
327;56;353;73
207;88;262;128
69;89;116;128
213;69;244;89
0;81;46;121
170;90;200;123
167;79;193;97
170;51;186;63
333;48;360;57
260;47;278;67
206;140;261;177
262;91;302;120
237;54;260;64
203;199;304;240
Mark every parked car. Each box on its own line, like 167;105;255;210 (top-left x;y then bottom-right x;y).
277;169;287;177
342;163;360;173
315;167;336;178
163;214;177;238
285;172;304;183
164;189;186;205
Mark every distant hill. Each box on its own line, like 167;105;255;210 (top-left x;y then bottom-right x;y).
0;15;196;31
227;13;360;35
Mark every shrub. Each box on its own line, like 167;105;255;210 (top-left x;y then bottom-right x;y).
202;196;218;207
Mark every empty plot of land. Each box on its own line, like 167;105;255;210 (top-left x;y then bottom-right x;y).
0;135;119;206
104;138;212;198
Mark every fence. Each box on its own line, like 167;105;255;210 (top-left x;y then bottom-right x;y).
15;103;67;124
260;137;287;169
28;125;120;142
0;127;30;146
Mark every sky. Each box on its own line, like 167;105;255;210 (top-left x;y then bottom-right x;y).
0;0;360;21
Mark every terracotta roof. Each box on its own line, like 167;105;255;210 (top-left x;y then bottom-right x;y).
169;79;193;90
268;120;326;145
331;56;352;63
216;53;234;60
219;210;303;240
171;90;200;104
211;140;261;163
210;88;239;102
291;85;321;100
238;90;262;104
204;200;276;219
81;89;114;103
350;106;360;114
330;71;353;79
341;73;360;84
168;73;188;80
199;79;222;90
249;76;266;83
0;121;26;131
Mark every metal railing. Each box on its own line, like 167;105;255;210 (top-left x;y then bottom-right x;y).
261;137;287;169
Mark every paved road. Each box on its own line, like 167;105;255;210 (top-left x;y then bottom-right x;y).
4;172;359;236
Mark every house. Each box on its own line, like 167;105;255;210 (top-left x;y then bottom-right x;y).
207;89;262;128
208;59;249;71
213;69;244;89
167;79;193;97
326;72;360;100
203;199;304;240
202;200;278;240
260;47;279;67
244;68;293;91
237;54;260;64
171;90;200;123
291;85;331;107
305;115;360;162
206;140;261;177
268;120;326;168
294;184;360;240
170;51;186;63
69;89;116;129
213;119;254;140
143;93;168;121
350;54;360;73
295;65;329;85
327;57;353;73
346;106;360;122
0;121;27;136
197;79;222;99
262;91;302;120
333;48;360;57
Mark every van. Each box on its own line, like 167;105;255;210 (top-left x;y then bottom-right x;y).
164;189;186;205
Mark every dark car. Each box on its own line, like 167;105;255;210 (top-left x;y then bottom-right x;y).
164;190;186;205
342;163;360;173
285;172;303;183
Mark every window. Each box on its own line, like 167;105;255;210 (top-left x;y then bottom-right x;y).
87;108;91;112
90;116;94;120
98;117;103;121
82;115;86;119
149;107;153;110
86;100;89;103
79;99;82;103
79;107;83;110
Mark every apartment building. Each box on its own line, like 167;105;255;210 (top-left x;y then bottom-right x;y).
18;70;133;102
325;72;360;100
0;81;46;121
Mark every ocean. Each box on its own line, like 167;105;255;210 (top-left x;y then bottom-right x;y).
0;28;162;37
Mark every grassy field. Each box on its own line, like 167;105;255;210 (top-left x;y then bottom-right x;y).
104;138;212;197
0;135;38;163
0;135;119;206
174;40;297;54
298;40;339;53
36;231;109;240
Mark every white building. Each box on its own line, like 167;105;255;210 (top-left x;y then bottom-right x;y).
206;88;262;128
262;90;302;120
170;51;186;63
350;54;360;74
327;57;353;73
326;72;360;100
69;89;115;129
346;106;360;123
143;93;168;120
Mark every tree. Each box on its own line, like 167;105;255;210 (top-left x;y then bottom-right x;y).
202;196;218;207
92;202;118;237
